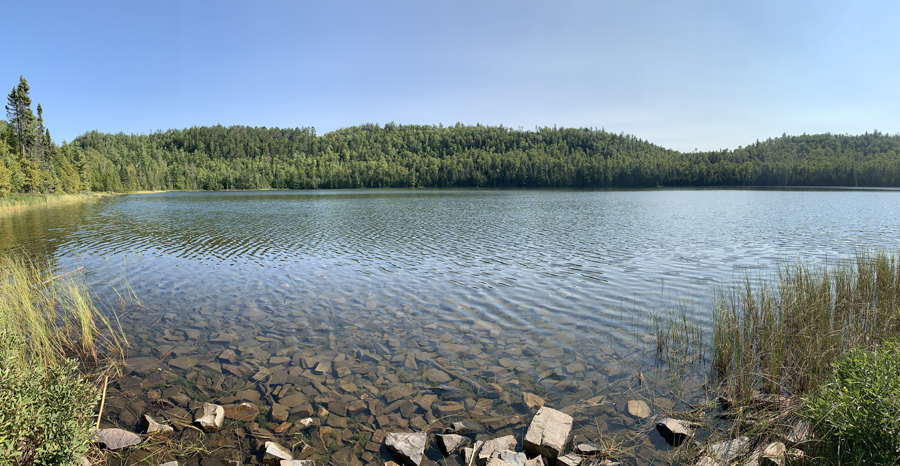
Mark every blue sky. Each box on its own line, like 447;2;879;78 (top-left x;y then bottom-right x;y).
5;1;899;151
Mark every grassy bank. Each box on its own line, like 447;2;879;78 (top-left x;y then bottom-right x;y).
0;192;114;215
659;250;900;464
0;254;127;465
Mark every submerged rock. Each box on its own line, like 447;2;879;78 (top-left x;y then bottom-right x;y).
142;414;174;436
223;402;260;422
195;403;225;432
626;400;650;418
385;432;427;466
262;441;293;465
523;407;573;461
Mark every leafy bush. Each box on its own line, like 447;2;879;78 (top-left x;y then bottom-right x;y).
0;333;99;466
802;339;900;465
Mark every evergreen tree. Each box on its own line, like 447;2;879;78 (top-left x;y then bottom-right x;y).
5;76;35;159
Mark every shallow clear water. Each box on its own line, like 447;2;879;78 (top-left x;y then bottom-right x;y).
3;188;899;465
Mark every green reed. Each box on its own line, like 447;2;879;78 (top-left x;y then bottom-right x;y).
0;254;127;377
712;249;900;404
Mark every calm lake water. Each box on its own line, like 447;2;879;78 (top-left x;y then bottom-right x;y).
3;189;899;465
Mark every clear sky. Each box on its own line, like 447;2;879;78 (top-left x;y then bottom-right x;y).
5;1;899;151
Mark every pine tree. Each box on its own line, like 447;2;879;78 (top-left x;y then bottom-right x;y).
5;76;35;159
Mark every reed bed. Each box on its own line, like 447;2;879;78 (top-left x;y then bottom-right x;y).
0;192;111;215
712;249;900;404
0;254;127;377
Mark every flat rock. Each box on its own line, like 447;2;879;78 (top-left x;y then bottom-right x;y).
385;432;427;466
707;437;749;464
142;414;173;436
539;348;564;358
169;356;199;370
574;443;601;456
626;400;650;418
655;418;694;447
556;454;581;466
499;451;526;466
444;420;485;434
524;456;545;466
281;462;315;466
523;407;573;460
218;349;238;364
523;393;545;409
263;441;293;465
384;385;416;403
423;368;452;384
478;435;517;465
436;434;468;456
195;403;225;432
224;402;260;421
94;428;142;450
760;442;786;466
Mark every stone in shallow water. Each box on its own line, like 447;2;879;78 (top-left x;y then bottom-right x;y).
477;436;517;465
523;392;545;409
436;434;468;456
539;348;564;359
169;356;199;370
142;414;173;436
94;428;142;450
263;441;293;465
385;432;427;466
423;368;452;384
195;403;225;432
626;400;650;418
655;418;694;447
556;454;582;466
224;403;260;421
524;407;572;461
499;451;527;466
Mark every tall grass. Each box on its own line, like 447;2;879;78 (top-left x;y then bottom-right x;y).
0;254;127;377
712;249;900;404
0;192;110;215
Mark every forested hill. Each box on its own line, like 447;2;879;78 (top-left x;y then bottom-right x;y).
66;125;900;192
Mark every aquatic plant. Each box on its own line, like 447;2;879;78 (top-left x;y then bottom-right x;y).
0;254;127;374
713;249;900;403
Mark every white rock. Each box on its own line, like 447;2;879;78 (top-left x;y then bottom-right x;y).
524;407;573;460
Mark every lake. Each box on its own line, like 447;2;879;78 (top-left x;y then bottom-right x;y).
3;188;899;465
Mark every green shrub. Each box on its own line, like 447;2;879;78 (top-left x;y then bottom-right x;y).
802;339;900;465
0;333;99;466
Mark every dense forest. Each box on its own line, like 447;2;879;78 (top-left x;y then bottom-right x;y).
3;76;900;197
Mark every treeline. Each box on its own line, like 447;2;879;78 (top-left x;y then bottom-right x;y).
3;76;900;196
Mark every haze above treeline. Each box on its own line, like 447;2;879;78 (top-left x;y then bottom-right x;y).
3;76;900;197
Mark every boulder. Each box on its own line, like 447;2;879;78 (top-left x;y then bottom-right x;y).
223;402;260;421
195;403;225;432
523;407;573;460
385;432;427;466
94;428;142;450
142;414;174;436
262;441;293;465
436;434;468;456
655;418;694;447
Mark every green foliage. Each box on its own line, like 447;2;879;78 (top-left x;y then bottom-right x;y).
802;340;900;465
0;159;10;198
69;124;900;192
0;332;99;466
